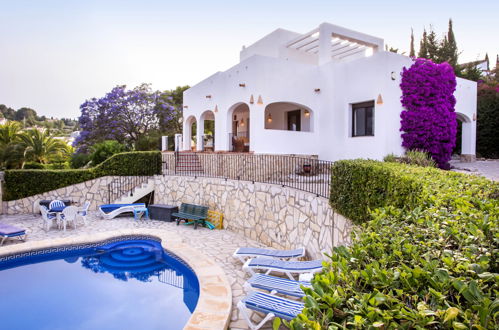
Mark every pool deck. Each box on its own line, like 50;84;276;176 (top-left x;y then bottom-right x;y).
0;212;277;330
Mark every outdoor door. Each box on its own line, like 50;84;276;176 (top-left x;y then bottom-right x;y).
287;110;301;131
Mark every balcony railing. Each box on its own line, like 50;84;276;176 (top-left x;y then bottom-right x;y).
162;152;332;198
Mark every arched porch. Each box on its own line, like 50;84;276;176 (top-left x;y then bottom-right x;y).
227;103;250;152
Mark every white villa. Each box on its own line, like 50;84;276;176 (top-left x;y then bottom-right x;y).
182;22;477;161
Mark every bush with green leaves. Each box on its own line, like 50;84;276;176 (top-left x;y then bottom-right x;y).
286;160;498;329
384;150;435;168
70;153;91;169
3;151;161;201
90;140;128;165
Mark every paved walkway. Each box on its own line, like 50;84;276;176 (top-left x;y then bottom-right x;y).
450;159;499;182
0;212;278;330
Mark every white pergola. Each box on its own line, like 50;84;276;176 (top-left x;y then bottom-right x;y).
285;23;384;64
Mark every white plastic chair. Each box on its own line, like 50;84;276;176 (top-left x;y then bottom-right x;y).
48;200;65;210
77;202;90;226
60;206;78;232
40;206;57;232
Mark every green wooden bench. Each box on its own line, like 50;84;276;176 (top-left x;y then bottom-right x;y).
172;203;209;229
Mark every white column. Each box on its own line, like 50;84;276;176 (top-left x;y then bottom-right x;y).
318;24;332;65
196;118;204;151
461;120;476;155
182;119;191;151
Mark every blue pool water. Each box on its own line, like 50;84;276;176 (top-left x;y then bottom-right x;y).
0;238;199;330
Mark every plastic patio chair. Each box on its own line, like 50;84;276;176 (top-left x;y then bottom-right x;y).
40;206;57;232
60;206;78;232
48;200;65;210
77;202;90;225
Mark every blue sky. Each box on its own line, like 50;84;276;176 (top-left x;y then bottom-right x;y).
0;0;497;118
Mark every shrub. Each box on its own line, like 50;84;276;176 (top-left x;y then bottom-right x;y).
384;150;436;167
70;153;91;169
90;140;128;165
287;160;499;329
23;161;45;169
477;83;499;158
3;151;161;201
400;59;457;169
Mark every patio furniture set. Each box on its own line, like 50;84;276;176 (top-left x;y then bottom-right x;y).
40;200;90;232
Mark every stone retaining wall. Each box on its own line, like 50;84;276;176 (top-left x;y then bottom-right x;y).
2;176;124;214
154;175;352;259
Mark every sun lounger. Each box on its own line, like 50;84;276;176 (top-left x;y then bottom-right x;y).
0;222;27;246
99;203;146;220
238;291;304;330
244;274;311;298
233;246;305;263
243;257;323;280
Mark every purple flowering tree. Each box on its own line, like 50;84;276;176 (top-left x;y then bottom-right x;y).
400;59;457;169
74;84;174;152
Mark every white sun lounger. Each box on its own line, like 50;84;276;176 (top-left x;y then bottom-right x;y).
233;246;305;263
99;203;146;220
243;257;323;280
244;274;312;298
238;291;304;330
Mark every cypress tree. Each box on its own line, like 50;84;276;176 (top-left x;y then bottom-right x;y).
445;19;458;68
485;53;489;71
410;28;415;57
418;29;428;58
426;27;439;62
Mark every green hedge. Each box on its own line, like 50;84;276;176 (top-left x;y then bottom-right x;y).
3;151;161;201
286;160;499;329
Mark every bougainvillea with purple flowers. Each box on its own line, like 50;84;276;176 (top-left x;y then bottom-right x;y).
74;84;174;152
400;58;457;169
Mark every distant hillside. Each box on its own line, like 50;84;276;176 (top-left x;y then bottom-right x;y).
0;104;79;137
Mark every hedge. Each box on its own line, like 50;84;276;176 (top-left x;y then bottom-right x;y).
3;151;161;201
286;160;499;329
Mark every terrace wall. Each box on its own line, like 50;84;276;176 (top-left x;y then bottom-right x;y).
1;176;123;215
154;175;352;259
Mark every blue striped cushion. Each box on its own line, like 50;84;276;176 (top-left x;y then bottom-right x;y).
242;291;303;320
249;258;323;271
236;247;304;258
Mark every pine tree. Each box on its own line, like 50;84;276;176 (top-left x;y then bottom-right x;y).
410;28;415;57
418;29;428;58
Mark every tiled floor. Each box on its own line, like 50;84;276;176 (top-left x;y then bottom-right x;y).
0;212;277;329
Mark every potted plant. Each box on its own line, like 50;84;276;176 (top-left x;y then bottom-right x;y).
303;163;312;174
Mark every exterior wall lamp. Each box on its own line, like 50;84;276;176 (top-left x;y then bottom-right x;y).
304;109;310;117
249;95;254;104
267;113;272;123
391;71;396;81
314;88;321;93
240;118;245;126
206;95;212;99
239;83;246;87
257;95;263;105
376;94;383;105
214;105;218;113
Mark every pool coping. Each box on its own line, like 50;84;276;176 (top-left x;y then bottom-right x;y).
0;228;232;330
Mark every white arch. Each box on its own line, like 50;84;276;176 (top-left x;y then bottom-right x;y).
264;101;314;132
455;112;474;156
199;110;216;151
227;102;250;151
182;115;197;151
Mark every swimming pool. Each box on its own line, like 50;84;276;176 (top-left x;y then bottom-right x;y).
0;237;199;330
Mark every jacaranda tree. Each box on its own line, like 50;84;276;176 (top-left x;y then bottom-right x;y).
74;84;175;152
400;58;457;169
